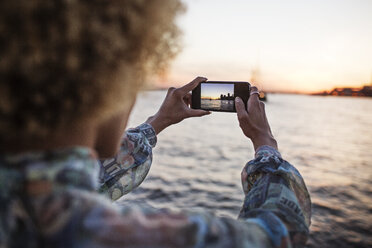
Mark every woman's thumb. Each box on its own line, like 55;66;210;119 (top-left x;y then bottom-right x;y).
188;109;211;117
235;97;247;118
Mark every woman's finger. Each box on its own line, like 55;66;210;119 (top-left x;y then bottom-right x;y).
235;97;248;122
248;86;260;113
187;109;211;117
178;76;207;95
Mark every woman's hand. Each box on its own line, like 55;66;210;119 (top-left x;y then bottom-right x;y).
235;86;278;151
146;77;211;134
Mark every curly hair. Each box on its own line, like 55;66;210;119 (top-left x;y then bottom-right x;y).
0;0;184;143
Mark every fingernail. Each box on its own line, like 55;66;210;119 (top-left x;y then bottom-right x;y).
235;97;241;102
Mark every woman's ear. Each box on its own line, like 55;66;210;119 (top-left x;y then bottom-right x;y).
95;97;136;158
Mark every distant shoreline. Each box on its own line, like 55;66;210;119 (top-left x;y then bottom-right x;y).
311;85;372;97
142;87;305;95
142;86;372;98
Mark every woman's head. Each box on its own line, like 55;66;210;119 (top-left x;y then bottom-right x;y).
0;0;183;151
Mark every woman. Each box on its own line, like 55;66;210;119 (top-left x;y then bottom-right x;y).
0;0;311;247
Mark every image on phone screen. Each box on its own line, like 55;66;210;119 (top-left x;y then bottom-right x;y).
192;81;250;112
201;83;235;111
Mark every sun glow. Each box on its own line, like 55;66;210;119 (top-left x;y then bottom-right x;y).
155;0;372;94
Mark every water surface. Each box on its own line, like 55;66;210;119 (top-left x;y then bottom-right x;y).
122;91;372;248
201;99;234;111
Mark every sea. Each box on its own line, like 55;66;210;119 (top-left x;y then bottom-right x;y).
121;90;372;248
201;99;235;111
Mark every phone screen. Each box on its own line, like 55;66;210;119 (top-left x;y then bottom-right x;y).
192;81;250;112
200;83;235;111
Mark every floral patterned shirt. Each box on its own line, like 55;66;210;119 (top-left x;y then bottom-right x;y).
0;123;311;248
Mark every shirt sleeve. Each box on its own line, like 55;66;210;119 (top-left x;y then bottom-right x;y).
86;146;311;248
98;123;157;200
238;145;311;247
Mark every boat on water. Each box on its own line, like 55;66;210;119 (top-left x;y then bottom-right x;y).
259;91;267;101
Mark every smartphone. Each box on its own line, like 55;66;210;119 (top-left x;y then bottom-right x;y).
191;81;251;112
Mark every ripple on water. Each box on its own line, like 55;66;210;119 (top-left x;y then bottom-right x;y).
122;92;372;248
308;183;372;248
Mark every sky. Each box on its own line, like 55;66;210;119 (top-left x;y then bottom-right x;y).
201;83;234;99
157;0;372;93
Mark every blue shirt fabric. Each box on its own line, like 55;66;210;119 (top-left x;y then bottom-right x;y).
0;123;311;247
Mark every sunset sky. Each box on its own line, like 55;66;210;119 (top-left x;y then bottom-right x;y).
201;83;234;99
158;0;372;93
